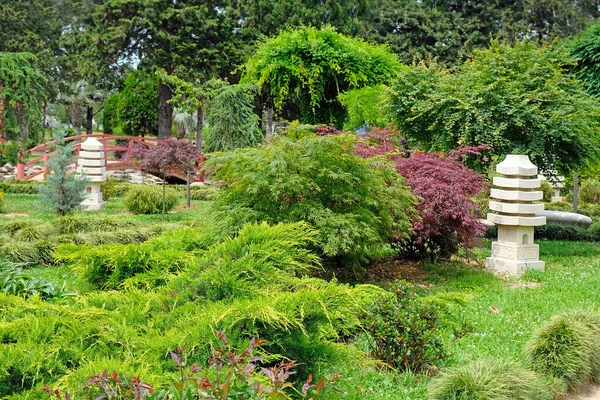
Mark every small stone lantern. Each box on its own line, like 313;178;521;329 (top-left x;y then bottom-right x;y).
77;137;106;210
486;155;546;276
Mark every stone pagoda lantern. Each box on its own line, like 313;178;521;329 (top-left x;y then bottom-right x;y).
77;137;106;210
486;155;546;276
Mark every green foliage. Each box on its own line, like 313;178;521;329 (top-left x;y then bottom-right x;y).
243;27;402;126
390;40;600;175
429;359;551;400
100;179;131;200
102;92;121;135
360;281;444;371
570;23;600;97
204;83;262;152
580;179;600;204
38;127;88;216
338;85;392;130
118;70;159;137
540;180;554;203
173;184;220;201
0;180;41;194
0;52;47;142
171;222;320;302
124;186;178;215
0;140;22;165
525;312;600;389
0;189;4;213
207;134;416;268
0;261;75;300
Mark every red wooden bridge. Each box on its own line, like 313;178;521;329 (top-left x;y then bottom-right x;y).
16;134;204;182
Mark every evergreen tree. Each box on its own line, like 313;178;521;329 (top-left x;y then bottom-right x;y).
39;127;88;216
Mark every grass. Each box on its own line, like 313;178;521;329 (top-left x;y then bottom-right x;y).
3;192;600;398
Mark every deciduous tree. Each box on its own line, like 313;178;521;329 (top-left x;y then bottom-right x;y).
242;27;403;127
390;40;600;175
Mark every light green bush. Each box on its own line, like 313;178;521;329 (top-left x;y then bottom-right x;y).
0;189;4;213
540;180;553;203
525;312;600;389
580;179;600;204
124;185;178;214
429;359;551;400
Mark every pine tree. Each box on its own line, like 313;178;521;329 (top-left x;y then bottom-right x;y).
38;126;88;215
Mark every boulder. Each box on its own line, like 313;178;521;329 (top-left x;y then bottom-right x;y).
536;210;593;229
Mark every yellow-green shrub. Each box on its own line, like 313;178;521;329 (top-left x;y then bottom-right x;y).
124;185;178;214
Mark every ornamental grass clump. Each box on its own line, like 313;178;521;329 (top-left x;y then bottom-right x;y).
429;359;551;400
525;311;600;389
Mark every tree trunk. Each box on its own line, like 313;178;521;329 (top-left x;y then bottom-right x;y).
162;178;166;221
72;105;82;135
186;170;191;208
263;105;274;142
86;105;93;135
0;85;5;141
196;107;204;153
16;104;29;144
158;82;173;140
573;171;579;213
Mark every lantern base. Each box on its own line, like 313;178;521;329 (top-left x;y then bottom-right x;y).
485;257;545;276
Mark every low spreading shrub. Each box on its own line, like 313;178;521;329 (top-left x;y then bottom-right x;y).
359;280;444;371
43;331;340;400
429;359;551;400
525;312;600;389
0;189;4;213
124;185;178;214
580;179;600;204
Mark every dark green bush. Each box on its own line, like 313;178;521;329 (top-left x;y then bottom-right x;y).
525;312;600;389
429;359;551;400
124;185;178;214
359;280;444;371
580;179;600;204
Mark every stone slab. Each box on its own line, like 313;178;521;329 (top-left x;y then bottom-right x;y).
493;176;541;189
77;166;106;175
487;213;546;226
489;200;544;214
79;150;104;159
78;159;106;167
491;242;539;261
485;257;545;276
490;188;543;201
536;210;593;229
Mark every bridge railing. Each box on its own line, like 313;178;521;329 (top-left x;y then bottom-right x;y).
16;134;203;182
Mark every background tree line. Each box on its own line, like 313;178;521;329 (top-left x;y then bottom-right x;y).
1;0;600;170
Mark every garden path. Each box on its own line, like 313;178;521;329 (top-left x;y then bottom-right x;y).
572;386;600;400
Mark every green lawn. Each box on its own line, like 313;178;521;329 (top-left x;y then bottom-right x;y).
1;192;600;398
